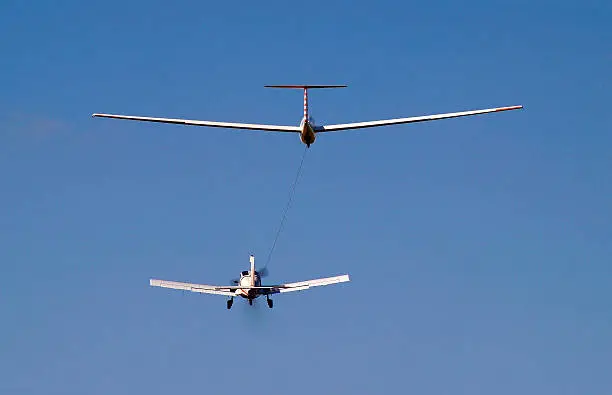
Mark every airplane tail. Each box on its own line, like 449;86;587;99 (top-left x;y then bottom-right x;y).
264;85;347;120
249;254;255;287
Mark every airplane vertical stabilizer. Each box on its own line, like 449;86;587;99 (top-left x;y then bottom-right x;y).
249;254;255;286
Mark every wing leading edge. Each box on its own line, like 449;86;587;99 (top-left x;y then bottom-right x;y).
315;105;523;132
92;113;301;133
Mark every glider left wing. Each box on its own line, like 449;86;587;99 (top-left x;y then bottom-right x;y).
315;105;522;132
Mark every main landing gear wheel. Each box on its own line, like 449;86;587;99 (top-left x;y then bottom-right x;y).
227;298;233;310
248;299;253;306
267;297;273;309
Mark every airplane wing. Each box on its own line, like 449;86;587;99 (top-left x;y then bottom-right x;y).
92;113;301;133
242;274;351;294
150;274;350;296
150;278;236;296
314;105;522;132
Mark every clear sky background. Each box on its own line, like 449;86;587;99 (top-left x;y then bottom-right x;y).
1;1;611;394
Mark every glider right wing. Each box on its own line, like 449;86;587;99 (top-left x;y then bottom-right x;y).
92;113;301;133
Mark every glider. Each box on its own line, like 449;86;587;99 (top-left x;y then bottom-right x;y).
92;85;523;147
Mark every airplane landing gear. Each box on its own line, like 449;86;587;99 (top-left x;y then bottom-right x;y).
248;298;253;306
267;296;273;309
227;298;233;310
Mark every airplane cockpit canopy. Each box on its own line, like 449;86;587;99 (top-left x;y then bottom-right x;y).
241;270;249;276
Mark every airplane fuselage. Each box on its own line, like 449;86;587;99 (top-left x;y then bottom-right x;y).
238;272;261;299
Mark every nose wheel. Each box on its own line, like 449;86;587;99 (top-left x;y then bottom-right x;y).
266;296;273;309
226;298;233;310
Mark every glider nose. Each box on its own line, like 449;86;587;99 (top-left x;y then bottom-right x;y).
300;129;316;146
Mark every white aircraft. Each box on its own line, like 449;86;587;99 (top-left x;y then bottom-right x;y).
92;85;523;147
149;254;350;309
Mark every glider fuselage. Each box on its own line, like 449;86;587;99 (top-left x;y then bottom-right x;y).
300;117;317;147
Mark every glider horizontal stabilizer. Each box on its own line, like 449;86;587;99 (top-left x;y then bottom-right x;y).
264;85;347;89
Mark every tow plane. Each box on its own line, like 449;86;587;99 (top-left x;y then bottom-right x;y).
149;254;350;309
92;85;523;147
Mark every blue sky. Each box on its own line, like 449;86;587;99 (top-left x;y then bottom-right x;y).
1;0;611;393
